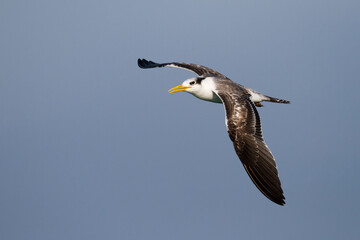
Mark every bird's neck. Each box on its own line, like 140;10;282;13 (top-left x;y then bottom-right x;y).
191;77;222;103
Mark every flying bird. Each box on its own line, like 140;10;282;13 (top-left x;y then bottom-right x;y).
138;58;290;205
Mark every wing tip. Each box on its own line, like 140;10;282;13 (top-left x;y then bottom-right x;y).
257;181;286;206
263;185;286;206
259;179;286;206
242;163;286;206
273;196;286;206
137;58;161;69
137;58;149;68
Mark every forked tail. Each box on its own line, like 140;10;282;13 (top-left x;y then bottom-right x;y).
265;96;290;104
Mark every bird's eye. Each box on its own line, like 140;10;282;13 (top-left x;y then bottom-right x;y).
189;81;195;85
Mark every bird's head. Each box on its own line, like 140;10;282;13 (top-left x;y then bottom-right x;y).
168;77;205;94
168;77;221;103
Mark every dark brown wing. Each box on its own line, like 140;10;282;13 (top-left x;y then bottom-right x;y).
138;58;229;79
215;90;285;205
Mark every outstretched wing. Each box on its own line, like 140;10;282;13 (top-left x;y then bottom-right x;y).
215;88;285;205
138;58;229;79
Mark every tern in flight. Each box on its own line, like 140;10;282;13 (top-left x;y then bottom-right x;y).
138;58;290;205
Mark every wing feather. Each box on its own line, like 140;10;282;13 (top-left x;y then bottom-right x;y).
215;90;285;205
138;58;229;79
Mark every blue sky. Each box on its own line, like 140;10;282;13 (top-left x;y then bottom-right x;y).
1;0;359;239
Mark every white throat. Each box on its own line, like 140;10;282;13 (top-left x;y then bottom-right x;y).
190;77;222;103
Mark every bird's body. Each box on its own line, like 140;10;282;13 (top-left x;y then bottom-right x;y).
138;58;290;205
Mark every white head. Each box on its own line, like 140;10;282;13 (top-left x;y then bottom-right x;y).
168;77;203;94
168;77;222;103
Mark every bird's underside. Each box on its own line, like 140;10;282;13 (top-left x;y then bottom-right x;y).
138;58;289;205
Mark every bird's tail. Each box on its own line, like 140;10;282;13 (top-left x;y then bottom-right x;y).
264;96;290;104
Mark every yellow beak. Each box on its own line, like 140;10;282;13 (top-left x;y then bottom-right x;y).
168;84;191;93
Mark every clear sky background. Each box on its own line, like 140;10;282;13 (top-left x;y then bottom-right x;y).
1;0;359;239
